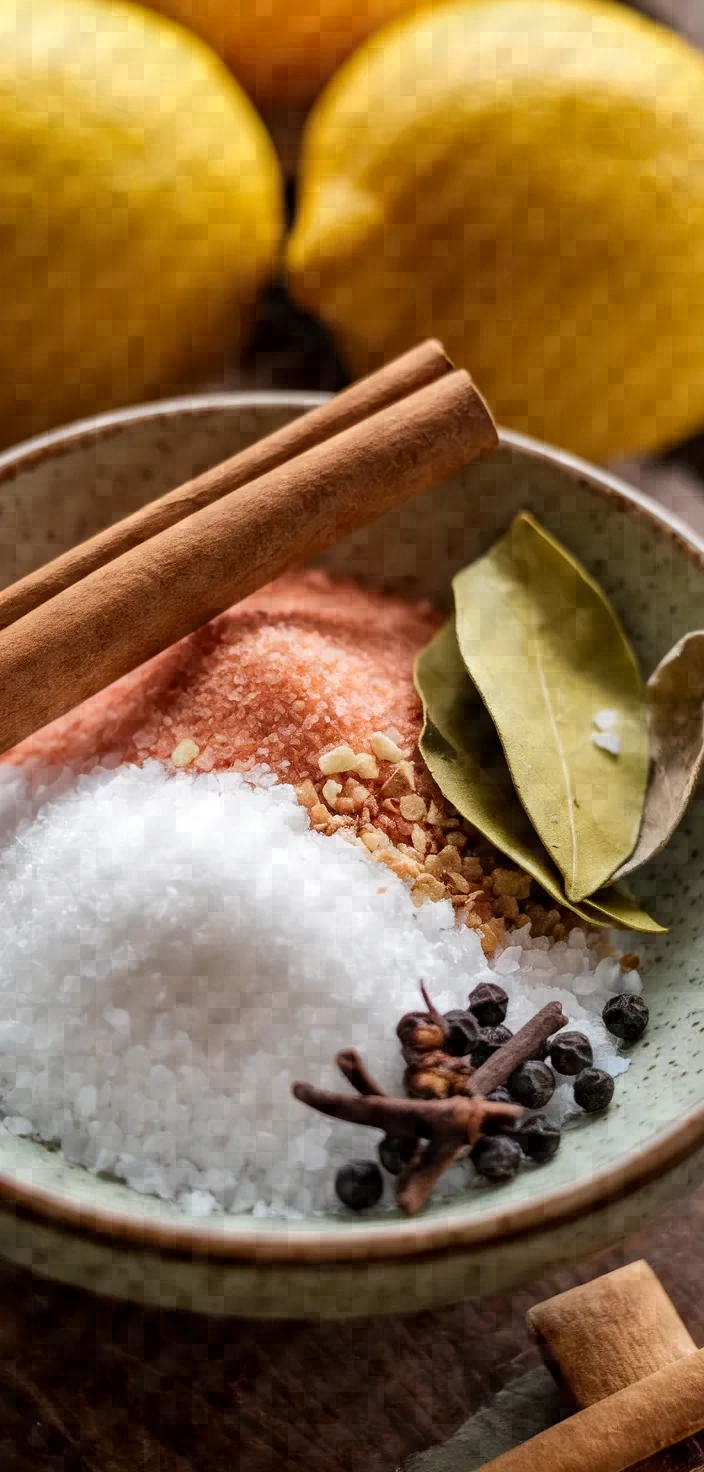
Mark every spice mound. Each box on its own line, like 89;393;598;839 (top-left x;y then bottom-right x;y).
8;570;577;957
0;569;647;1218
7;570;435;780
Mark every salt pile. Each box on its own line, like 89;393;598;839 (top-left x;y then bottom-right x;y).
0;762;635;1217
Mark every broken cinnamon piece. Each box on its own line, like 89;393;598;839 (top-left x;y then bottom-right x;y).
527;1261;704;1472
472;1348;704;1472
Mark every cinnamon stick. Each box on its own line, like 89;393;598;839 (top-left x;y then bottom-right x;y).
473;1348;704;1472
469;1002;567;1096
0;340;452;631
528;1262;698;1406
0;369;497;756
528;1262;704;1472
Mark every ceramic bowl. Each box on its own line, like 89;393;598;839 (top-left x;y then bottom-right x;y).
0;394;702;1320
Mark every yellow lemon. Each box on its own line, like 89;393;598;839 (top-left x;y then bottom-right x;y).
0;0;281;449
144;0;427;107
287;0;704;461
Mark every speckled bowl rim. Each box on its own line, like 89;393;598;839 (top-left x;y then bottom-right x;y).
0;392;702;1267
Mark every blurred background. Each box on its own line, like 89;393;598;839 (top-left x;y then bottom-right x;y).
5;0;704;529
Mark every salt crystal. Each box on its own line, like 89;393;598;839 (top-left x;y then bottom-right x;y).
104;1007;130;1033
592;731;621;755
4;1116;32;1135
493;946;522;975
568;928;587;950
593;957;622;991
76;1086;97;1116
573;975;599;995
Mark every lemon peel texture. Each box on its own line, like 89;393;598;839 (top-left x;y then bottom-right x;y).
287;0;704;461
0;0;282;448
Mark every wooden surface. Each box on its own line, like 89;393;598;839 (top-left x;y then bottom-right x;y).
0;1190;701;1471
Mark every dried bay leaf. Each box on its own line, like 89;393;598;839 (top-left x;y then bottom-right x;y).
452;512;648;903
613;630;704;881
414;620;664;933
579;885;664;933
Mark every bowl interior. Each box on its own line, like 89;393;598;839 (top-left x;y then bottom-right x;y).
0;397;702;1247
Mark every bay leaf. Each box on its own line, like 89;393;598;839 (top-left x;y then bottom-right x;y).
613;630;704;881
452;511;648;903
578;886;665;934
414;620;664;933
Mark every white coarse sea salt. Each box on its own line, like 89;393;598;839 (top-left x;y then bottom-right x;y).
593;709;620;732
592;730;621;755
0;762;635;1216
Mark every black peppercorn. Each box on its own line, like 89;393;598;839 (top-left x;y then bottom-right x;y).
471;1134;522;1184
443;1009;480;1057
378;1135;417;1176
602;993;649;1043
483;1087;516;1135
471;1024;513;1066
549;1030;593;1076
335;1160;384;1210
515;1115;561;1164
574;1067;615;1113
468;981;509;1027
508;1059;555;1109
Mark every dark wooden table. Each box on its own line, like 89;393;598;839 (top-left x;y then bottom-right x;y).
0;1189;702;1471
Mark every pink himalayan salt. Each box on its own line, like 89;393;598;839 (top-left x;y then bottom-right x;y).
5;571;442;783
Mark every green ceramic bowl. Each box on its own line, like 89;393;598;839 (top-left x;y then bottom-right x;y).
0;394;701;1319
